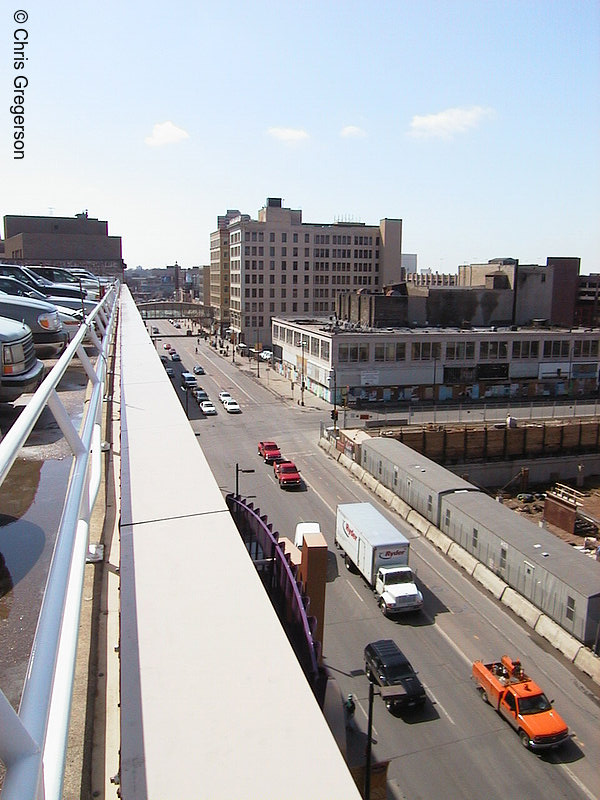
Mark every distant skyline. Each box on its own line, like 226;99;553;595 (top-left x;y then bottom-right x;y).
3;1;599;273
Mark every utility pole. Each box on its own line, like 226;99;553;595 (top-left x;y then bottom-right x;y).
235;462;255;496
301;341;306;406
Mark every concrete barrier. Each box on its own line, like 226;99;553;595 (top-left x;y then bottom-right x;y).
319;437;337;459
375;485;395;505
500;587;542;628
574;648;600;681
389;496;412;519
534;616;582;662
424;527;453;554
472;563;508;600
362;473;379;493
447;542;478;575
406;510;431;535
339;453;353;470
350;463;366;482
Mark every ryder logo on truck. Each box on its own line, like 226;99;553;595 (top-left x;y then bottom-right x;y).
343;522;358;541
379;547;408;560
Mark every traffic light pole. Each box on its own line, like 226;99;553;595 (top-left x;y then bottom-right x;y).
330;368;338;432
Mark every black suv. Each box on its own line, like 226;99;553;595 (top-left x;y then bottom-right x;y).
364;640;426;712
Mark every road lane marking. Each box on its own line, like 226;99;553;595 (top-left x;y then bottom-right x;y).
426;688;455;725
556;764;596;800
354;698;379;738
345;579;365;603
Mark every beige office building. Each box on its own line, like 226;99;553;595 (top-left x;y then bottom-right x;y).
210;209;249;334
213;197;402;349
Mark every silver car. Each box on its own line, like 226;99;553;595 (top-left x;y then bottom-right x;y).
0;292;66;357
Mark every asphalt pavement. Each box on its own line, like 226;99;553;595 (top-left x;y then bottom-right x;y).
213;345;333;414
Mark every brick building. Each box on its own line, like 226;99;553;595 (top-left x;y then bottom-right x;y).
2;212;125;277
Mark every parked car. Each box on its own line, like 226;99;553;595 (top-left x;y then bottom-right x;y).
164;343;172;350
0;317;45;402
193;365;205;375
170;352;181;362
27;266;100;298
0;275;97;316
364;640;426;712
199;401;217;415
180;372;197;389
223;398;241;414
0;264;88;301
194;389;209;403
0;293;66;357
274;460;301;490
165;367;174;377
258;441;281;463
67;267;112;286
218;391;232;404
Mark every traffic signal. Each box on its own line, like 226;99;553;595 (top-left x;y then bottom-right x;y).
331;409;338;421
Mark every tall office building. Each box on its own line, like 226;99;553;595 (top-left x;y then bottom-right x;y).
214;197;402;348
209;209;248;334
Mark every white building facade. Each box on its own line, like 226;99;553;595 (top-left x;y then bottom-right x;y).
271;317;600;406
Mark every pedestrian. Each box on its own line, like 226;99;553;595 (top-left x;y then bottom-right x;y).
344;693;355;727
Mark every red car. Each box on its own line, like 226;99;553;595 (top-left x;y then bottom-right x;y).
274;461;302;490
258;441;281;463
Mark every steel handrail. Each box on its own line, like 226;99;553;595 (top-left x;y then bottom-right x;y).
0;283;120;800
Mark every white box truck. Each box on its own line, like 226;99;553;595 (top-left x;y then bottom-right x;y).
335;502;423;616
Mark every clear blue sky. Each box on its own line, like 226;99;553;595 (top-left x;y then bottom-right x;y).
3;0;599;273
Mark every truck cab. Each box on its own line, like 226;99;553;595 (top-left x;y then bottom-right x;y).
375;566;423;616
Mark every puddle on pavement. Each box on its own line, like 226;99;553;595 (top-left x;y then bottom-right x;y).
0;457;72;709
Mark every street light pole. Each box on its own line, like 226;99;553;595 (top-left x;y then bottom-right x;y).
364;679;374;800
333;367;337;434
301;341;306;406
235;462;255;496
255;329;260;378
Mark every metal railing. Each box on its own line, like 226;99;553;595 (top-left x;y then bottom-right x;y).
0;284;120;800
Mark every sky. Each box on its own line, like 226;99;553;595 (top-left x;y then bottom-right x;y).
2;0;599;273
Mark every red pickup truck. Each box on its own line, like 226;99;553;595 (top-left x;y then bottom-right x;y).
257;441;281;463
274;460;302;490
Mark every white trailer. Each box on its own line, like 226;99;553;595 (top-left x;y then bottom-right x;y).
335;502;423;615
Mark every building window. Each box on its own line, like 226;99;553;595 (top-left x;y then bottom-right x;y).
472;528;478;549
444;509;450;528
566;595;575;621
282;232;287;242
574;340;598;357
427;495;432;515
512;340;539;359
543;340;570;358
499;547;507;571
480;341;508;360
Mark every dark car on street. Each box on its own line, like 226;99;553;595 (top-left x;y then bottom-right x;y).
364;640;426;712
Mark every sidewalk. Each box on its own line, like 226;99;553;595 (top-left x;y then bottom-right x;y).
219;348;333;414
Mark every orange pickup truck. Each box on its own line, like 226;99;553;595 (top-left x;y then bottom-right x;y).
472;655;569;751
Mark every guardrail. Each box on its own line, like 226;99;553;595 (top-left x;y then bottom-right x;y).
0;284;120;800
